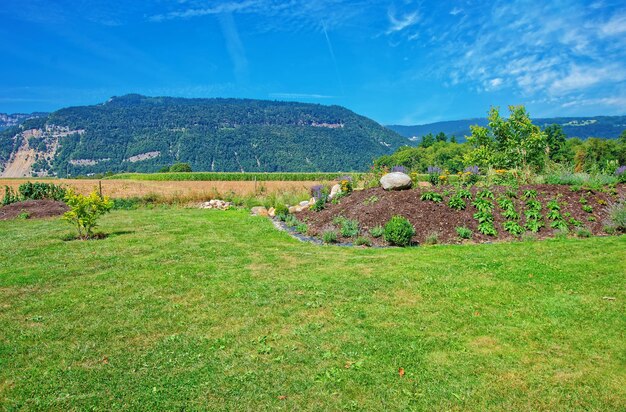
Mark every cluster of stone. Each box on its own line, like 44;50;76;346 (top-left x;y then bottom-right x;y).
199;199;233;210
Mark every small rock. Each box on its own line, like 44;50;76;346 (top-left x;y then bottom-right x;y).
309;197;316;206
299;200;310;207
417;181;432;188
380;172;412;190
251;206;269;216
268;207;276;217
288;206;298;214
328;184;341;199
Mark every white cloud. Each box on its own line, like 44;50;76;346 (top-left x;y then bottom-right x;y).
386;8;420;34
489;78;503;88
600;12;626;36
450;7;463;16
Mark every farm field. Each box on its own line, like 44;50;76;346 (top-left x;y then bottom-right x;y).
0;178;318;201
1;208;625;410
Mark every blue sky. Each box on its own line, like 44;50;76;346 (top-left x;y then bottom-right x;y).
1;0;625;124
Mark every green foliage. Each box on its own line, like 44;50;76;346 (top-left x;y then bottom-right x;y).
503;221;524;236
310;196;327;212
457;189;472;199
62;189;113;239
522;190;538;200
169;162;193;173
353;236;372;246
455;226;473;239
605;201;626;233
477;222;498;236
296;222;308;234
2;186;18;206
420;191;443;202
575;228;592;238
476;189;494;200
447;195;466;210
17;211;30;220
333;216;359;237
472;198;494;213
2;182;67;206
321;231;337;243
383;216;415;246
369;225;384;238
582;204;593;213
274;204;289;221
524;219;544;233
465;106;548;170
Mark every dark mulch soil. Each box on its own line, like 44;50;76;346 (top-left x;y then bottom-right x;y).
298;184;626;246
0;200;69;221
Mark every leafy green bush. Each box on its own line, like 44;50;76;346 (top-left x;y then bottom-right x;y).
18;182;66;201
369;226;384;238
383;216;415;246
274;204;289;221
424;233;439;245
582;204;593;213
455;226;472;239
477;222;497;236
296;222;308;234
63;189;113;239
503;221;524;235
322;231;337;244
575;228;592;238
2;186;18;206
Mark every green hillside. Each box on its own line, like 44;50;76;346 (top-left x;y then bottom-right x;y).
0;95;406;176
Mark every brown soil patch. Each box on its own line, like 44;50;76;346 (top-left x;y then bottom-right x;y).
0;199;69;220
298;184;625;245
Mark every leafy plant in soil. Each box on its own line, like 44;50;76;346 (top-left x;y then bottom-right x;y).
582;204;593;213
383;216;415;246
477;222;498;236
448;196;466;210
472;198;494;213
522;190;538;200
322;231;337;244
353;236;372;246
503;221;524;236
457;189;472;199
455;226;473;239
333;216;359;238
420;192;443;203
369;226;384;238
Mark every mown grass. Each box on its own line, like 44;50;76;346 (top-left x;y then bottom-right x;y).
0;209;624;411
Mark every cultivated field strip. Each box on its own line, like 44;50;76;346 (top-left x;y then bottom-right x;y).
0;179;319;200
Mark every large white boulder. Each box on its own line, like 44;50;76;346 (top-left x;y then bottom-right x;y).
380;172;412;190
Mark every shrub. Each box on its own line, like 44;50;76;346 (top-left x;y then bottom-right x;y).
2;186;19;206
18;182;66;201
17;211;30;220
369;226;384;238
311;196;327;212
582;204;593;213
338;176;353;193
322;230;338;244
616;166;626;183
354;236;372;246
62;189;113;239
477;222;497;236
383;216;415;246
456;226;473;239
427;166;443;185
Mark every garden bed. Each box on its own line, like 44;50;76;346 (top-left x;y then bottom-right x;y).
0;199;69;220
298;184;626;246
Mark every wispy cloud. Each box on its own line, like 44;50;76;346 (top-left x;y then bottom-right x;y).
149;1;259;22
386;7;420;34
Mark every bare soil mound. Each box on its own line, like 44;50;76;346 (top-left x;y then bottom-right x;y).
298;184;625;245
0;200;69;220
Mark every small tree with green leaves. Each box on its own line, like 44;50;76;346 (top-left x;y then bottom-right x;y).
169;162;193;172
63;189;113;239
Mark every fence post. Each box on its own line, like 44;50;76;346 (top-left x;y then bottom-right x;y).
99;180;103;198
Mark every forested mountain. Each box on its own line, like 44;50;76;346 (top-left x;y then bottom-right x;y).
0;95;406;177
388;115;626;141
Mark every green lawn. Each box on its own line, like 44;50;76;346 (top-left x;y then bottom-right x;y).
0;209;625;411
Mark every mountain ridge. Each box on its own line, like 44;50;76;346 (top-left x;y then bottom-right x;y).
388;115;626;141
0;95;406;177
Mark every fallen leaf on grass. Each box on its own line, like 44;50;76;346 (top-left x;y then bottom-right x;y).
398;367;405;377
278;395;287;400
100;356;109;364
